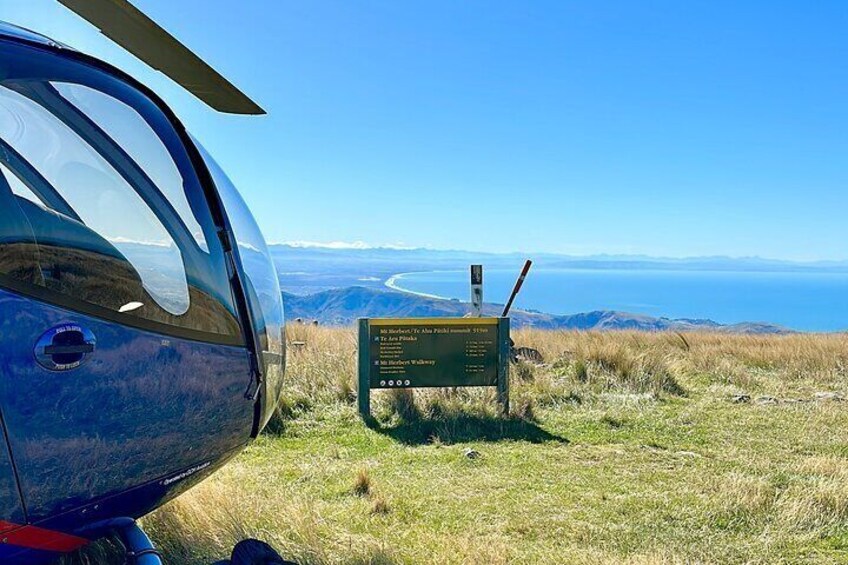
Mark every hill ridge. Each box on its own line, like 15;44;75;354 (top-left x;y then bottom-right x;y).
283;286;789;334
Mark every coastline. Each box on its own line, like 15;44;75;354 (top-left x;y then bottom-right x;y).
380;268;848;332
384;271;455;301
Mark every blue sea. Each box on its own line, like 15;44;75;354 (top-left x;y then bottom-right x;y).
386;268;848;332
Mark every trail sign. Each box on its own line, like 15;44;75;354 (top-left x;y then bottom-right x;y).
357;317;510;418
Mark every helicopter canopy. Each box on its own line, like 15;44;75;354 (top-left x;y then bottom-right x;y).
0;38;242;342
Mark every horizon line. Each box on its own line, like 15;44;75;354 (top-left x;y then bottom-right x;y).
268;240;848;265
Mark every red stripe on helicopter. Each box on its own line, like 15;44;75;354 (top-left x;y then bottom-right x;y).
0;521;88;553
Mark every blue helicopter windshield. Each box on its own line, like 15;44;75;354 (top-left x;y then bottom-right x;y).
52;82;208;251
0;83;190;315
0;39;241;343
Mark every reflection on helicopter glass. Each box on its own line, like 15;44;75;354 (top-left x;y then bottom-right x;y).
0;43;241;342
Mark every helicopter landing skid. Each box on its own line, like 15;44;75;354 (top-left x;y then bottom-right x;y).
111;519;162;565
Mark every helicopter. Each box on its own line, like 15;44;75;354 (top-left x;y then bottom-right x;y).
0;0;289;563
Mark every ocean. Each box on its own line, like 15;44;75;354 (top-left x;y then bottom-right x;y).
386;268;848;332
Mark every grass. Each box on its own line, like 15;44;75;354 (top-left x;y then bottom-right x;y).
65;326;848;564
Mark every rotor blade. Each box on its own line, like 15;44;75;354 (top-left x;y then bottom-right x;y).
57;0;266;115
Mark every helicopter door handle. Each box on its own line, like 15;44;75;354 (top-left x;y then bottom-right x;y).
43;343;95;355
34;324;97;371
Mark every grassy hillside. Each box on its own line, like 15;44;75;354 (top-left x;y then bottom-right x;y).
69;327;848;564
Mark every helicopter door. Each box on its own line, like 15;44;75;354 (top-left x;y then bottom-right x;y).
0;42;255;522
194;141;286;433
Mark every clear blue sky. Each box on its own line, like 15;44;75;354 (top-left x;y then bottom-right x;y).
6;1;848;260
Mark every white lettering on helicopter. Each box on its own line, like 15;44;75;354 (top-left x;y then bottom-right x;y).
160;461;211;487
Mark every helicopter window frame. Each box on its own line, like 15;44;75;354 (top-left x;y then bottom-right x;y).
0;137;82;221
0;39;244;346
0;160;46;208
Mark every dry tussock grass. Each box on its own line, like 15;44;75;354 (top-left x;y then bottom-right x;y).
776;479;848;532
353;467;372;496
272;324;358;422
797;455;848;478
520;328;848;395
703;458;848;539
281;326;848;417
708;472;777;524
142;475;398;564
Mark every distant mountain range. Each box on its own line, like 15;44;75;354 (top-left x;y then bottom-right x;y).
283;286;789;334
270;243;848;272
268;244;848;296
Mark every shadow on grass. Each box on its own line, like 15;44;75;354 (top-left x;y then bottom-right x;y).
367;412;568;446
